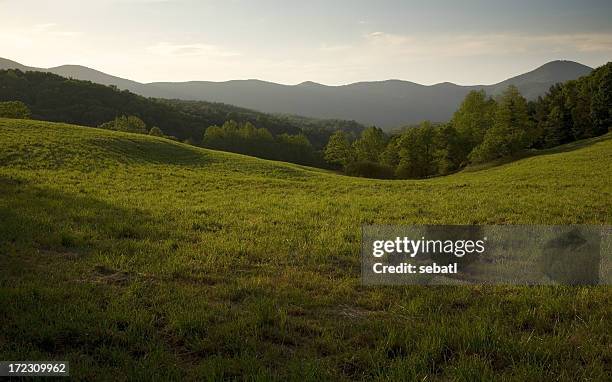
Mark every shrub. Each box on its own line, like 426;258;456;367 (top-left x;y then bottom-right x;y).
0;101;31;119
149;126;164;136
345;160;395;179
99;115;148;134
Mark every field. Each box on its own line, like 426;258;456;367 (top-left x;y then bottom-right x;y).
1;118;611;381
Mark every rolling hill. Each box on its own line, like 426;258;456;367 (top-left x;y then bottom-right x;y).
0;117;610;380
0;69;365;148
0;57;153;96
0;57;592;128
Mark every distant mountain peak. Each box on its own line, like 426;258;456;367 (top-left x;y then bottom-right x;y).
297;81;324;87
489;60;593;97
0;57;30;71
0;56;598;128
432;81;459;87
538;59;591;68
504;60;592;82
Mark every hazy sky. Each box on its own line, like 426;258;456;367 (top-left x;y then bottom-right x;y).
1;0;611;85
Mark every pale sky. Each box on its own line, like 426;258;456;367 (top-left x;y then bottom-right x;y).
1;0;611;85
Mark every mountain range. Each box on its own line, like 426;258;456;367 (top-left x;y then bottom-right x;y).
0;57;593;128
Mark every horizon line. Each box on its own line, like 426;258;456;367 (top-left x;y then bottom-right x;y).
0;56;596;88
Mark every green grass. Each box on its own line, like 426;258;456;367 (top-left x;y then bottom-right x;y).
1;118;611;381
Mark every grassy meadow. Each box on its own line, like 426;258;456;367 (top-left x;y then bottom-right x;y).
0;118;611;380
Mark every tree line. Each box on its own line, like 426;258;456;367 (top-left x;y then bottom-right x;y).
98;115;170;138
161;99;364;149
0;69;363;150
0;98;324;167
202;120;321;166
1;63;609;174
324;62;611;179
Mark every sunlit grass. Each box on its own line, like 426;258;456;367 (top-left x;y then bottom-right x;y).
1;118;610;380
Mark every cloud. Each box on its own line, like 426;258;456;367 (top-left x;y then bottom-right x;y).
536;33;612;52
113;0;175;3
359;31;612;58
0;22;80;50
31;22;80;37
147;42;240;58
319;43;353;52
32;23;58;32
300;31;612;84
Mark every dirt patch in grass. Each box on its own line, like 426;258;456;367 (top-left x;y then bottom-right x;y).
334;304;377;320
38;248;83;260
90;265;133;285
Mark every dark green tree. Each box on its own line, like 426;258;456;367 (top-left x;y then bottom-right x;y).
379;135;400;169
433;123;463;175
395;121;436;179
469;86;533;163
540;84;573;147
202;120;319;166
352;126;387;163
451;90;496;157
589;63;612;135
324;130;354;168
149;126;164;136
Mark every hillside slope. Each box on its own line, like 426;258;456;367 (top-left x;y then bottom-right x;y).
484;60;594;98
0;57;152;95
0;58;593;128
0;118;610;380
150;61;593;128
0;69;366;149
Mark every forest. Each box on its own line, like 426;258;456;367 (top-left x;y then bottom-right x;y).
324;62;611;179
0;62;610;175
0;69;363;149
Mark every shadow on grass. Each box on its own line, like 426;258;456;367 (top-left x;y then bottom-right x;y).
463;133;611;173
88;135;217;167
0;174;163;257
0;174;188;378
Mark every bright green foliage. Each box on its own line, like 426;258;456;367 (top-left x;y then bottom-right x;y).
451;90;496;156
202;120;273;155
324;130;353;167
0;69;365;150
433;123;464;174
275;133;316;165
99;115;148;134
202;120;319;165
0;119;610;380
396;121;437;178
379;135;400;168
470;86;534;163
336;126;390;178
325;62;611;179
352;126;387;162
126;116;147;133
0;100;31;119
